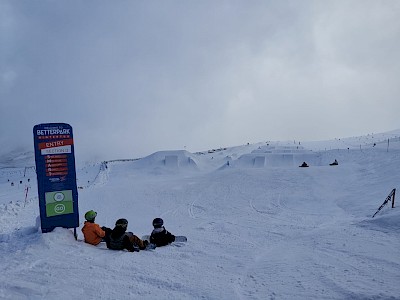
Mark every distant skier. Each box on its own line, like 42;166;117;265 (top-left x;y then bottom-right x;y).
81;210;112;246
107;218;148;252
299;162;309;168
150;218;176;247
329;159;338;166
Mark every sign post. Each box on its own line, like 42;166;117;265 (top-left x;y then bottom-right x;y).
33;123;79;237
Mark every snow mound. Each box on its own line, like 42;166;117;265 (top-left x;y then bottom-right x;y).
358;203;400;233
132;150;199;173
234;145;321;168
0;150;34;168
1;129;400;299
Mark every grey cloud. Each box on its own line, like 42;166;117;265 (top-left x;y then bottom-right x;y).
1;1;399;161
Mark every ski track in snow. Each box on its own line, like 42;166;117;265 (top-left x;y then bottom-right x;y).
1;136;400;299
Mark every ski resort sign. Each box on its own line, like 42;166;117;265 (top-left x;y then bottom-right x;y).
33;123;79;234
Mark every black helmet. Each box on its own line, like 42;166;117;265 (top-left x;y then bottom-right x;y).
116;218;128;227
152;218;163;228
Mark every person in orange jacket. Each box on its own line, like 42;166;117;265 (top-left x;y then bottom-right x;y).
81;210;111;246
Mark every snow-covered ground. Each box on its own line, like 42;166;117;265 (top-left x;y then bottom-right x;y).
0;130;400;299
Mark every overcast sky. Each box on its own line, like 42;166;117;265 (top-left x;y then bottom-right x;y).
1;1;399;161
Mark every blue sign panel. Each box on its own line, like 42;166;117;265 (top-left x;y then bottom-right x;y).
33;123;79;233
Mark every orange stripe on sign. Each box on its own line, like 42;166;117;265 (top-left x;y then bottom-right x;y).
46;163;68;168
46;159;68;163
46;167;68;172
38;138;74;150
46;155;68;159
46;171;68;177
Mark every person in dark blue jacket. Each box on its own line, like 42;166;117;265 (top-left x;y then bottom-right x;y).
150;218;175;247
107;218;148;252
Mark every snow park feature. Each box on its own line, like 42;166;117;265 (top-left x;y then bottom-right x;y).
0;130;400;299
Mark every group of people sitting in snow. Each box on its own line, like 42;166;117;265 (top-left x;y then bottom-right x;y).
81;210;175;252
299;159;338;168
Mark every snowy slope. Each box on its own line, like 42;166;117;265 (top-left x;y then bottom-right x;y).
0;130;400;299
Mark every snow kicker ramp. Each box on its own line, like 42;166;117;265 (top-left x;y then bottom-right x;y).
131;150;199;173
236;146;321;168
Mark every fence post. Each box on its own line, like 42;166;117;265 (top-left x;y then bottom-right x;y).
392;188;396;208
372;188;396;218
24;186;29;207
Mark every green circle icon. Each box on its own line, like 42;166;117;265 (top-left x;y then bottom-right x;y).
54;204;66;214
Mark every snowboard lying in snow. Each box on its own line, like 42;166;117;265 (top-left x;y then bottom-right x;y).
141;235;187;243
174;236;187;242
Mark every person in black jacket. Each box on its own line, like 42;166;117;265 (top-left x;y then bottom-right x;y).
299;161;309;167
107;218;148;252
150;218;175;247
329;159;338;166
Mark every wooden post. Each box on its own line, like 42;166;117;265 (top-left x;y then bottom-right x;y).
24;187;29;207
392;188;396;208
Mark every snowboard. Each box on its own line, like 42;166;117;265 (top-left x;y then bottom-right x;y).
174;236;187;242
142;235;187;243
